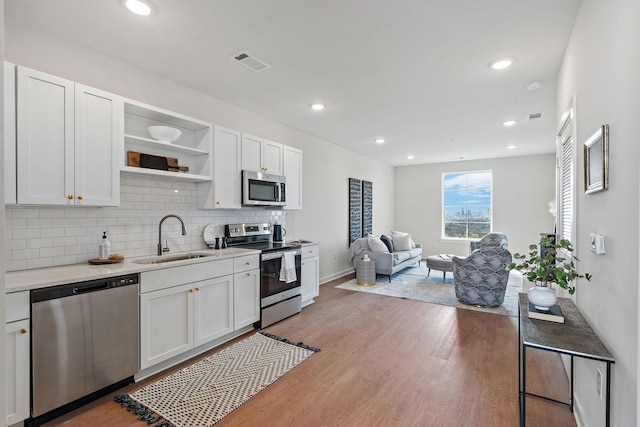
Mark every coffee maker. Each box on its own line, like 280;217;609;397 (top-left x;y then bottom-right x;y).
272;223;286;242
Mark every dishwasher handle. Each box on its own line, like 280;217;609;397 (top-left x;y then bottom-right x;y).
73;282;111;295
31;274;139;303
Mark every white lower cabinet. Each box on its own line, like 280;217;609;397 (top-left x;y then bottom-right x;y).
140;283;194;370
234;270;260;329
140;275;234;370
6;292;30;426
233;254;260;329
301;244;320;307
194;276;234;347
140;254;260;371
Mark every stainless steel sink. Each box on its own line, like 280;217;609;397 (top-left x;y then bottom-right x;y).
133;252;214;265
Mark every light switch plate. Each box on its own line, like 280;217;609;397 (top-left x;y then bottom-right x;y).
590;233;605;254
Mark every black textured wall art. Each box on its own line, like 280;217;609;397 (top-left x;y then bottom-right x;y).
349;178;362;245
362;180;373;237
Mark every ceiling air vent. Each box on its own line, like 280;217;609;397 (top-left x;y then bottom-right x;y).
231;51;271;72
528;112;544;120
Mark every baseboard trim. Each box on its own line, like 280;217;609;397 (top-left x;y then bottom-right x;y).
320;268;354;285
573;394;585;427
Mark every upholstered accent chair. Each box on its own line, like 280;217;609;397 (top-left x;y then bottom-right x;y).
452;247;512;306
469;232;509;253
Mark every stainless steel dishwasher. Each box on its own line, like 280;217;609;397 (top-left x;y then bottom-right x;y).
30;274;139;420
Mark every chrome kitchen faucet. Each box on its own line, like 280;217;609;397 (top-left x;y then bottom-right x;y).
158;214;187;255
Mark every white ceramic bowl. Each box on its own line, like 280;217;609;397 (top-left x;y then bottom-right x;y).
147;126;182;143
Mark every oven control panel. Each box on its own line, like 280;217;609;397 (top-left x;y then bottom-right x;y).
226;223;271;237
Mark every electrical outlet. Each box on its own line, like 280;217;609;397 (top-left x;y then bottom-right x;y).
597;368;603;399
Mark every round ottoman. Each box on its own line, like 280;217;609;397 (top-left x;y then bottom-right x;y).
425;255;454;283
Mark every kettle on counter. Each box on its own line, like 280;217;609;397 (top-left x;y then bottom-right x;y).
272;223;286;242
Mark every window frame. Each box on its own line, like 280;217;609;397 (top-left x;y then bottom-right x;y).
557;98;577;247
441;169;494;241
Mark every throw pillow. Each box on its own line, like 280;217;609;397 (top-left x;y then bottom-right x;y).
367;236;390;253
391;230;417;248
380;235;394;252
392;233;412;251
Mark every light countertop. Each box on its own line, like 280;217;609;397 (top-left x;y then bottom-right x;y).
6;247;260;293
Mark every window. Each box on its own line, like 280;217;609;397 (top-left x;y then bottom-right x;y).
442;171;492;239
557;103;576;245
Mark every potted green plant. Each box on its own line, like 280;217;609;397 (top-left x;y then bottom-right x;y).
508;235;591;310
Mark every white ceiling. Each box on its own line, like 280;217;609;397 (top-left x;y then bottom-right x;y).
5;0;581;166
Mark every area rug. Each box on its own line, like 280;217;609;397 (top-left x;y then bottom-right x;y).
115;331;320;427
336;264;523;317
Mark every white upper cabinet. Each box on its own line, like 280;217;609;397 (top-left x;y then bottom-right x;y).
75;84;123;206
241;133;284;175
198;125;242;209
262;139;284;175
16;66;121;206
4;62;16;205
123;100;213;182
283;145;302;210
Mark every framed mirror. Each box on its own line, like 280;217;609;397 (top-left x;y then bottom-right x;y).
584;124;609;194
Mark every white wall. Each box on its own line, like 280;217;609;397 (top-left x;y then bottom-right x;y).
4;19;395;281
395;154;556;258
557;0;640;425
0;0;7;422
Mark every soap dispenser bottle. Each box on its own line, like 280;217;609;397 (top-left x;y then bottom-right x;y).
99;231;111;259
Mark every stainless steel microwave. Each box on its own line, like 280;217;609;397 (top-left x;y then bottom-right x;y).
242;170;286;207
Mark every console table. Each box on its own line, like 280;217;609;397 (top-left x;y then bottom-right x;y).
518;293;614;426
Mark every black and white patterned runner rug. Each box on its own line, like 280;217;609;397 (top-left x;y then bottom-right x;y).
115;331;320;427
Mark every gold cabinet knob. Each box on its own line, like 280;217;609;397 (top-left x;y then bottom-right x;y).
20;328;28;334
67;194;74;200
216;201;221;205
245;261;251;265
77;195;84;200
189;288;193;293
195;287;200;291
246;272;251;276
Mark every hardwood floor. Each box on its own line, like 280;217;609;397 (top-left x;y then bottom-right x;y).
41;276;577;427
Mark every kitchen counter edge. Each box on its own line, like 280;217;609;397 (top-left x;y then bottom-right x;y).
5;248;260;293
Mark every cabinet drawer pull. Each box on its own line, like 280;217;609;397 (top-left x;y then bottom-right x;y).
246;272;251;276
67;194;74;200
216;201;221;205
77;195;84;200
195;287;200;291
189;288;193;293
245;261;251;265
20;328;28;334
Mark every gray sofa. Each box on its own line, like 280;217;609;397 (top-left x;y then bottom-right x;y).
350;236;423;282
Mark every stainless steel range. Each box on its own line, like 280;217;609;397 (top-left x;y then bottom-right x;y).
225;223;302;328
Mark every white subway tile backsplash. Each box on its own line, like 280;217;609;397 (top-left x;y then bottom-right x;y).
5;177;283;271
27;238;53;249
40;228;66;238
7;260;27;271
27;258;53;269
12;228;41;240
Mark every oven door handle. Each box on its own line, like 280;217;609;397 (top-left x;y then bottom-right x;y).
261;250;302;261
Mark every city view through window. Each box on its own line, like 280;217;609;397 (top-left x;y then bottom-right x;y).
442;171;492;238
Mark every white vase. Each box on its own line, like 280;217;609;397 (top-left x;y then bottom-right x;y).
527;285;557;311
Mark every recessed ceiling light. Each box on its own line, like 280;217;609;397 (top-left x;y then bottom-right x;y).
406;155;415;160
310;103;325;111
502;120;516;127
490;58;513;70
375;138;385;144
507;145;517;150
124;0;152;15
525;80;543;91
